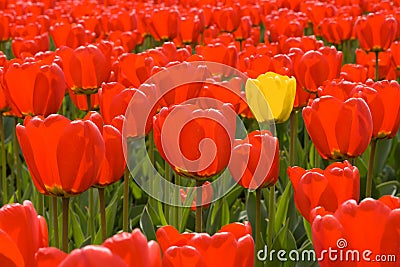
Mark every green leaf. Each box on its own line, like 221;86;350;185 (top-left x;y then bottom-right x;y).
140;206;156;240
376;180;399;196
246;191;257;241
303;219;312;243
274;183;292;234
375;139;393;175
70;208;85;247
221;198;230;226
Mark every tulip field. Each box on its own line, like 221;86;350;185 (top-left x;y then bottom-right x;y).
1;0;400;266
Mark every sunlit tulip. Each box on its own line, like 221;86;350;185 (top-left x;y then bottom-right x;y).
295;49;342;93
156;222;254;267
0;200;48;267
178;14;200;45
212;6;241;33
355;49;397;81
245;72;295;123
340;64;368;83
57;45;111;94
319;16;354;44
16;114;105;197
11;33;50;58
147;8;179;42
102;229;161;267
153;104;235;179
4;58;65;117
114;52;154;88
195;43;237;67
288;161;359;223
312;196;400;267
36;247;68;267
84;112;125;187
229;130;279;190
58;246;127;267
355;12;397;52
50;22;94;49
302;96;373;160
365;80;400;139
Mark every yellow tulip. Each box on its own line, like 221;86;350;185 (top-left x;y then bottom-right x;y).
245;72;296;124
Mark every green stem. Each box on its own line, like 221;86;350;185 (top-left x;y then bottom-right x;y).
255;188;262;254
37;193;44;215
289;111;297;166
195;180;203;233
0;114;7;205
123;167;129;232
375;51;379;82
52;196;59;248
267;185;275;248
149;131;154;164
98;187;107;242
366;139;377;198
165;162;171;221
13;118;21;202
86;94;92;112
62;197;69;252
314;146;320;168
88;188;95;242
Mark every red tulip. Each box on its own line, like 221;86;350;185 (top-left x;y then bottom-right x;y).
180;181;213;211
36;247;68;267
11;33;50;58
0;68;10;114
319;46;343;81
340;64;368;83
108;30;141;53
153;103;235;179
57;45;111;94
16;114;105;196
4;58;65;117
295;50;330;93
233;16;252;41
267;13;304;42
279;36;324;54
355;12;397;52
84;112;125;187
105;10;137;33
302;96;373;160
302;1;337;35
229;130;279;190
212;6;241;33
312;196;400;267
318;78;359;101
147;8;179;42
195;43;237;67
114;52;154;88
68;90;99;111
157;222;254;267
319;16;354;44
58;246;127;267
0;200;48;267
50;22;94;49
365;80;400;139
287;161;359;223
102;229;161;267
355;49;397;81
0;12;12;41
178;14;200;45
